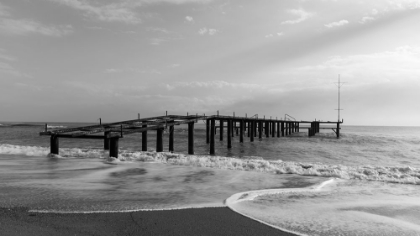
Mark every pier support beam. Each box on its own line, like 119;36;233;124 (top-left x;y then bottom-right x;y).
169;125;174;152
281;122;284;137
265;121;269;138
337;122;340;139
285;122;289;136
227;119;232;148
210;119;215;155
232;121;235;138
289;122;292;135
250;120;254;142
104;131;110;150
109;137;119;158
50;135;59;155
220;120;224;141
142;124;147;151
206;119;210;144
272;122;276;137
240;120;244;143
258;121;262;139
277;122;280;137
156;128;163;152
188;122;194;154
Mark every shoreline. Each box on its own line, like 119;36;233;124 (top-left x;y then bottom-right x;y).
0;206;297;236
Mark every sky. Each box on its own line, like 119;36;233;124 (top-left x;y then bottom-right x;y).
0;0;419;126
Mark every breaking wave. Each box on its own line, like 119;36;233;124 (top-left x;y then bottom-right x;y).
1;144;419;185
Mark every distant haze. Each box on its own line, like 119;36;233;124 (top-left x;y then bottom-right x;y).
1;0;419;126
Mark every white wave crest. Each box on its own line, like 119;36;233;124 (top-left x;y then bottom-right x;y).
1;144;419;184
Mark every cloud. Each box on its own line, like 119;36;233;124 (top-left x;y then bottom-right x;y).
49;0;214;24
281;8;313;25
198;27;218;35
0;50;29;78
163;80;269;91
265;32;284;38
185;16;194;22
324;20;349;28
0;3;73;37
49;0;142;24
0;18;73;36
359;16;375;24
295;46;420;85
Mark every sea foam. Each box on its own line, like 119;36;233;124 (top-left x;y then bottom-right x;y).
1;144;419;185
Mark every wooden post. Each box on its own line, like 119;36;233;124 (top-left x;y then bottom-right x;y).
247;121;250;137
265;121;269;138
50;135;59;155
289;122;292;134
240;120;244;143
285;122;288;136
232;120;235;137
272;121;276;137
109;137;119;158
220;119;224;141
308;128;312;137
258;121;262;139
210;119;215;154
277;122;280;137
104;131;110;150
236;121;239;135
142;124;147;151
337;122;340;139
206;119;210;144
188;122;194;154
169;125;174;152
156;128;163;152
250;120;254;142
254;120;257;137
227;119;232;148
281;122;284;137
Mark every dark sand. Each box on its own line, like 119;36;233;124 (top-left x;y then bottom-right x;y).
0;207;296;236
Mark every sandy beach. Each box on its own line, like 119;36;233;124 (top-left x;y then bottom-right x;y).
0;207;296;236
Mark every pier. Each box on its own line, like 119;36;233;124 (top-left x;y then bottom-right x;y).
40;113;343;158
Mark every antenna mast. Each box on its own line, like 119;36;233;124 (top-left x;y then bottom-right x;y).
335;74;345;122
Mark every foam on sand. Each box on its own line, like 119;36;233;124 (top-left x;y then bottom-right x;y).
226;179;420;236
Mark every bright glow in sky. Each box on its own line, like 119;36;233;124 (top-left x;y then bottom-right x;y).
1;0;419;125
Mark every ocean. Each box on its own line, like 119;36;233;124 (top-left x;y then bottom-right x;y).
1;122;420;235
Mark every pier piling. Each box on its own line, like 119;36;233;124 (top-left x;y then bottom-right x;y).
50;135;59;155
142;124;147;151
109;137;119;158
156;128;163;152
188;122;194;154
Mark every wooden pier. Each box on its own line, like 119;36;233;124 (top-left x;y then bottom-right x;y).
40;113;343;158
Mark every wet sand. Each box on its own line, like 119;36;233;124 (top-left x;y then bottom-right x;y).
0;207;296;236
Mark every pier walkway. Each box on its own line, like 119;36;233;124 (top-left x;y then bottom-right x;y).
40;113;343;158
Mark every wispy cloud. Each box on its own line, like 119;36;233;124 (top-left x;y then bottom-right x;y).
198;27;218;35
185;16;194;22
281;8;313;25
0;3;73;37
164;80;269;91
324;20;349;28
0;19;73;36
0;49;28;78
296;46;420;84
49;0;214;24
359;16;375;24
265;32;284;38
49;0;142;24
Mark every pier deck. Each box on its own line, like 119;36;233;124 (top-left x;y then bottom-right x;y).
40;113;343;158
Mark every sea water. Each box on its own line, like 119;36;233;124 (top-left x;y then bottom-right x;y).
1;122;420;235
